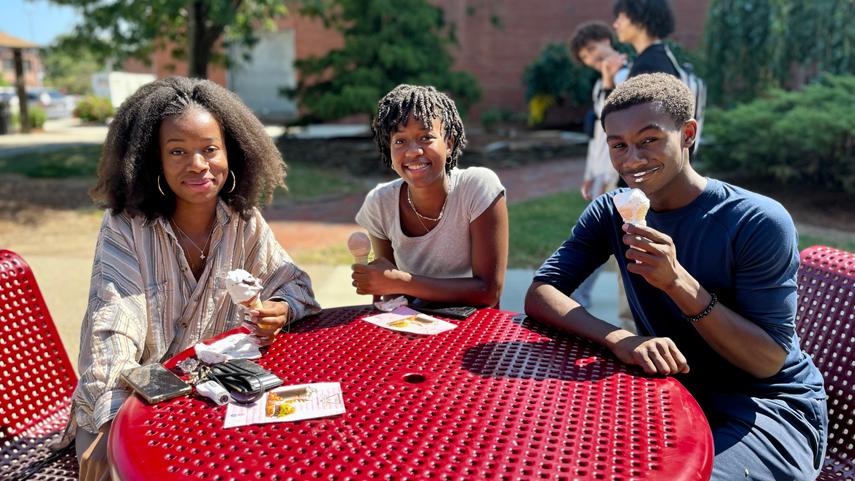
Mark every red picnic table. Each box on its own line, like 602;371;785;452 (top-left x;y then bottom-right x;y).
109;306;713;480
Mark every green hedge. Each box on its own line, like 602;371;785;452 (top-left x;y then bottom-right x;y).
703;74;855;192
11;105;47;130
74;96;114;123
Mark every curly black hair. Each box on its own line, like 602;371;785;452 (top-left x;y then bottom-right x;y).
90;76;286;220
601;73;693;129
372;84;466;174
569;21;616;64
613;0;675;39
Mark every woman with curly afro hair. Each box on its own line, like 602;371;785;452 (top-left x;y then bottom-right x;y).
71;76;320;480
351;84;508;308
612;0;680;79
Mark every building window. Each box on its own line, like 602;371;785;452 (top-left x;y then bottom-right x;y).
23;60;31;72
2;59;13;72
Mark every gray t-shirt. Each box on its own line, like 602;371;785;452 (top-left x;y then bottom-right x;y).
355;167;505;279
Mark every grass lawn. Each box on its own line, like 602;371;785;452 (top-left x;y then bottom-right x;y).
508;192;587;269
0;144;366;202
508;192;855;269
0;145;102;177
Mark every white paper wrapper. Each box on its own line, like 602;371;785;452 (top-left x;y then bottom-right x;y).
363;307;457;336
374;295;408;312
194;333;262;364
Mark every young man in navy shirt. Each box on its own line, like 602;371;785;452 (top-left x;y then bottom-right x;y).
525;73;826;480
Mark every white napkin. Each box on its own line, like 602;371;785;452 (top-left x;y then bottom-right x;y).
194;333;262;364
374;295;408;312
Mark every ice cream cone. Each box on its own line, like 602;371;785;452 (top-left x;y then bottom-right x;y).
347;232;371;265
613;188;650;226
225;269;264;307
242;294;264;310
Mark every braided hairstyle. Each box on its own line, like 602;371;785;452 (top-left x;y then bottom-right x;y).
372;84;467;174
90;76;286;220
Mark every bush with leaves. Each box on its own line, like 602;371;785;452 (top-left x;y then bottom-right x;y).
703;0;854;106
11;106;47;130
74;96;114;123
522;43;598;125
703;74;855;192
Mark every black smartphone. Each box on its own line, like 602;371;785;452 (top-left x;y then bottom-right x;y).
121;363;192;404
409;299;477;320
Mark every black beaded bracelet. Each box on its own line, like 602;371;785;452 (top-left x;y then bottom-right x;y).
684;293;718;323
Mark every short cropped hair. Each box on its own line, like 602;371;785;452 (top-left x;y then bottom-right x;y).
372;84;466;174
613;0;675;39
569;21;615;64
91;76;286;220
601;73;693;128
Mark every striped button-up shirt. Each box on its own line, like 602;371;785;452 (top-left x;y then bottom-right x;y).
72;201;321;434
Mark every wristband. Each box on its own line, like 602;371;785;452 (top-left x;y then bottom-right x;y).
684;293;717;323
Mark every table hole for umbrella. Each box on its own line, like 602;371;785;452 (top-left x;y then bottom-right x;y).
402;373;426;384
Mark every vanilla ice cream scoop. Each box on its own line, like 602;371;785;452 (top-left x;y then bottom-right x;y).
613;188;650;226
347;232;371;265
225;269;264;308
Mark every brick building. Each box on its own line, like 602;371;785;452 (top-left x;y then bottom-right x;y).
126;0;709;121
0;32;43;88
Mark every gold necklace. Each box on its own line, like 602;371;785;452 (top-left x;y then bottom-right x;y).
171;220;215;261
406;184;448;223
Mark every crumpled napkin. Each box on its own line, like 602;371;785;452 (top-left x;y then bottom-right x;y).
194;333;262;364
374;296;408;312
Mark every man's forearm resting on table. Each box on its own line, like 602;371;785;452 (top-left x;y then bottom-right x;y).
524;281;629;346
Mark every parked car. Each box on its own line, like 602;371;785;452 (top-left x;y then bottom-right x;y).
0;87;77;119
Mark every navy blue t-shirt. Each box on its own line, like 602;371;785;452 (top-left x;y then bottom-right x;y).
534;179;825;427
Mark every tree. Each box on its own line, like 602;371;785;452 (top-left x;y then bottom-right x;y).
703;0;855;106
41;36;103;95
290;0;481;122
49;0;289;78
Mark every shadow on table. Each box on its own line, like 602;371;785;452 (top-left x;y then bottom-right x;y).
461;340;620;383
288;305;375;334
0;431;78;481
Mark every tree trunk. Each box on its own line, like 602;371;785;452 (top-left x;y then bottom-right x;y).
13;48;29;134
187;1;228;79
187;1;210;79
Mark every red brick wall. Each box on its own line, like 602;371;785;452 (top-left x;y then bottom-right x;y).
124;0;709;120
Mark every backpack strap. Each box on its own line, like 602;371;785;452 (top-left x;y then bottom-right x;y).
663;45;688;82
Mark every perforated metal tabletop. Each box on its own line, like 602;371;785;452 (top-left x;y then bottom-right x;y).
110;307;713;480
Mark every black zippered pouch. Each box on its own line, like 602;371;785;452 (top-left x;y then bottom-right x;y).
208;359;283;403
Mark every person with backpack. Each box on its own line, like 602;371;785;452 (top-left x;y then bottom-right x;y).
612;0;679;79
612;0;706;151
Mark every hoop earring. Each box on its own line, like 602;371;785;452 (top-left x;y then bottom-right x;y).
157;175;166;196
227;170;237;193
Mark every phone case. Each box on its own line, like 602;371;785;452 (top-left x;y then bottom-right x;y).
409;300;477;320
121;364;192;404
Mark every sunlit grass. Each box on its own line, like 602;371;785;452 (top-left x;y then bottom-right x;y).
508;191;587;269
